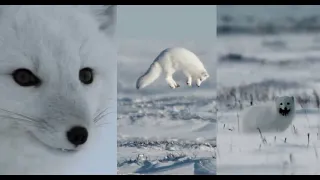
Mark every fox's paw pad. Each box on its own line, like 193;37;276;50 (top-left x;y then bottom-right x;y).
176;84;180;88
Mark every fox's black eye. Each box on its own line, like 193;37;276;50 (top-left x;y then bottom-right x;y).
280;103;283;105
12;68;41;87
287;102;290;105
79;68;94;85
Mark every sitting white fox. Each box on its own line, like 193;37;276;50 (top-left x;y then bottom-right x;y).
136;47;210;89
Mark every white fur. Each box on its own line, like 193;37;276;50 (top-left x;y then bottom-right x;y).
241;96;296;133
0;5;117;174
136;47;209;89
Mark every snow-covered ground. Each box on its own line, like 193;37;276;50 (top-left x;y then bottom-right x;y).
217;33;320;175
117;38;216;175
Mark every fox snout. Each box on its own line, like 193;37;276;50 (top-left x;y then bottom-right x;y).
33;94;94;150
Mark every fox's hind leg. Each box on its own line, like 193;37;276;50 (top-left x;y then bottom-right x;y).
165;76;179;89
165;71;179;89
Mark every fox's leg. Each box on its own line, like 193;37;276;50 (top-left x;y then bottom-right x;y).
171;72;180;88
165;75;179;89
182;71;192;87
196;78;202;87
165;71;179;89
186;76;192;87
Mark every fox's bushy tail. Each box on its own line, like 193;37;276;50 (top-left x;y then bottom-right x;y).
136;62;162;89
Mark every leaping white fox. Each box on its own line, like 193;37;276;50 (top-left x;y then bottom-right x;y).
136;47;209;89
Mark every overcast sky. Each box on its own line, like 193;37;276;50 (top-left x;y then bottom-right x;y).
117;5;216;41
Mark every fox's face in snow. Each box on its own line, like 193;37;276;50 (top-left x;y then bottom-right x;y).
0;6;117;153
275;96;295;117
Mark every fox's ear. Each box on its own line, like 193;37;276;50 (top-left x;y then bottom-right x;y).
89;5;117;37
291;96;294;101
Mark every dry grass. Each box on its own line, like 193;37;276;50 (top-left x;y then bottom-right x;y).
217;84;320;110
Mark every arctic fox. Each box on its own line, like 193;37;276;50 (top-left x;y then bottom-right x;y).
0;5;117;174
241;96;296;133
136;47;209;89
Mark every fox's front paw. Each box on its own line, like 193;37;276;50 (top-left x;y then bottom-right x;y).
186;81;192;87
196;79;202;87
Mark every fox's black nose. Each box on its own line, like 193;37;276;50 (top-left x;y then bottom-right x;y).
67;126;88;146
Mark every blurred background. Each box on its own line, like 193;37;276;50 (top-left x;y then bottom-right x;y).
117;5;216;175
217;5;320;175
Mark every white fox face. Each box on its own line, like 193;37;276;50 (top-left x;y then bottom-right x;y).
275;96;295;117
196;71;209;87
200;71;210;82
0;6;117;153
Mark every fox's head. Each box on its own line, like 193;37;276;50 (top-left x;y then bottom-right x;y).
275;96;295;117
0;5;117;155
200;71;210;82
196;70;209;87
